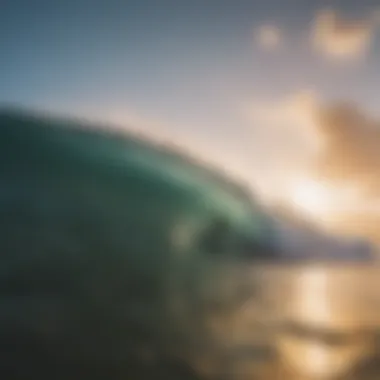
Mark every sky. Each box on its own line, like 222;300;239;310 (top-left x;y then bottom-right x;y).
2;0;380;240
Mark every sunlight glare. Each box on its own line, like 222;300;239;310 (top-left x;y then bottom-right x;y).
288;179;335;220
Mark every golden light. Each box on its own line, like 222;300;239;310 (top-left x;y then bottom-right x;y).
288;178;336;220
277;266;375;379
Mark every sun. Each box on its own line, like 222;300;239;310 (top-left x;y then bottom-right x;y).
288;178;335;219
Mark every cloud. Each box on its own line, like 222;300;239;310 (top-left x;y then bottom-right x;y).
244;90;380;243
311;9;379;61
255;25;282;50
245;91;380;202
246;91;319;134
314;101;380;199
244;90;322;164
241;91;324;205
299;98;380;243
